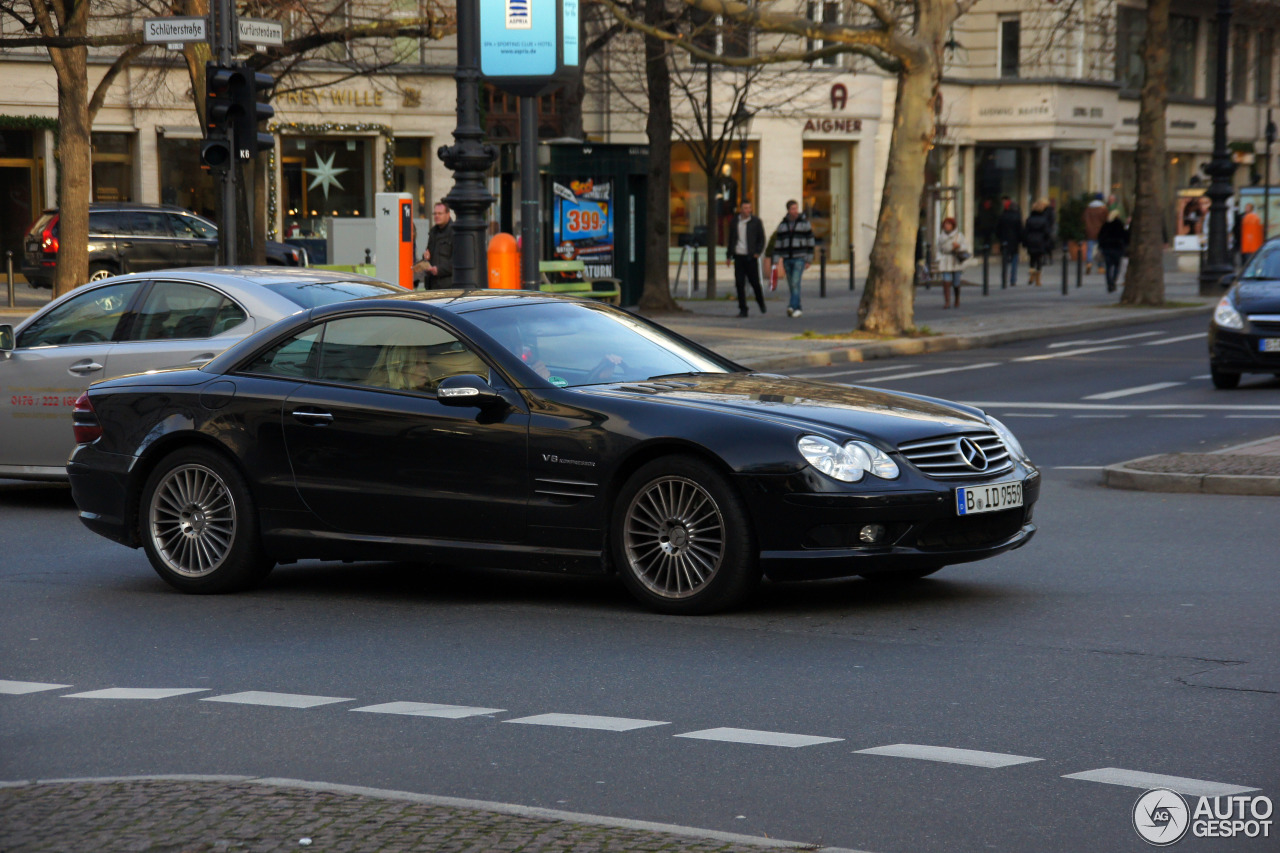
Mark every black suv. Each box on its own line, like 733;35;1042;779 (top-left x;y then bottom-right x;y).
23;202;305;288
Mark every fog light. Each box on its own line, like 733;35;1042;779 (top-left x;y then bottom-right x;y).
859;524;886;544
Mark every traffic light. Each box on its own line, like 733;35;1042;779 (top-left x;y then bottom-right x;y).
201;62;243;170
234;70;275;161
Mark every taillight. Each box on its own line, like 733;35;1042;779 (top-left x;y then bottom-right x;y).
41;215;59;255
72;392;102;445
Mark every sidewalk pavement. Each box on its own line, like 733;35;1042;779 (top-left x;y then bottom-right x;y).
1;261;1275;851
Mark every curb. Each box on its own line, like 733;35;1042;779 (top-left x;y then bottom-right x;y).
733;305;1212;371
1102;453;1280;496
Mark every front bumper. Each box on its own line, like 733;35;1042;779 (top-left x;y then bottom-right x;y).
740;468;1040;581
1209;324;1280;374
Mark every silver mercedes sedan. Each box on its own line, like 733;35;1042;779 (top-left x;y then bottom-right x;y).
0;267;402;481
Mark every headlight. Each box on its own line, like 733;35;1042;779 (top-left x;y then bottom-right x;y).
986;416;1028;462
1214;295;1244;330
797;435;899;482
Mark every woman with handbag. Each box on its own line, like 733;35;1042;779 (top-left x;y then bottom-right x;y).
935;217;971;308
1023;199;1054;286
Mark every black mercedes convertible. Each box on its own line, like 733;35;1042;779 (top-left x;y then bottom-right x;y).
67;290;1039;614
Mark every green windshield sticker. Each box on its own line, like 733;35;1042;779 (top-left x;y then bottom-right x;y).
549;376;568;387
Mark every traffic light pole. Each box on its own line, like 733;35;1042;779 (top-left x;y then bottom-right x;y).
212;0;237;264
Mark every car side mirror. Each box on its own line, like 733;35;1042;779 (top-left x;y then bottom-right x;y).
0;324;13;356
436;374;506;409
1219;273;1238;289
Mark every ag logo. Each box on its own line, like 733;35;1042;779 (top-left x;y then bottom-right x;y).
1133;788;1190;845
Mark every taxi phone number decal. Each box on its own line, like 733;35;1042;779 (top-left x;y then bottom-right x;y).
10;394;78;408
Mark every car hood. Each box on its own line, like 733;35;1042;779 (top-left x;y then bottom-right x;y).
587;373;989;442
1234;281;1280;313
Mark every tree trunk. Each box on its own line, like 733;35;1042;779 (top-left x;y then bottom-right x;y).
857;46;937;334
52;43;90;298
1121;0;1170;306
638;1;679;312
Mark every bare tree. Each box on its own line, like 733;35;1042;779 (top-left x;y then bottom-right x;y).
1122;0;1169;306
605;0;980;335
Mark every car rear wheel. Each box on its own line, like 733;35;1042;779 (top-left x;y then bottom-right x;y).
1210;366;1241;389
612;455;759;615
139;447;273;593
87;263;116;282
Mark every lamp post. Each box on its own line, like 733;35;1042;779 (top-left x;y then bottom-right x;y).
439;0;496;289
1199;0;1236;295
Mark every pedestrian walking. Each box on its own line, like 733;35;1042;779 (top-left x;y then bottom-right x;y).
725;200;766;317
996;198;1023;286
1083;192;1107;274
770;200;815;318
1023;199;1054;287
1097;210;1129;293
418;201;455;289
935;217;970;309
1240;202;1264;268
975;197;999;256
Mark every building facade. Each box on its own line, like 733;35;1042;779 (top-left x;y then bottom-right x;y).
1;0;1277;275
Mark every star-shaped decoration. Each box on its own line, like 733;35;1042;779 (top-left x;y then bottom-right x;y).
304;151;348;200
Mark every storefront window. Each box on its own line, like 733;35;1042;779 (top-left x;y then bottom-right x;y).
280;136;372;239
0;128;39;266
92;132;134;202
1049;150;1090;208
669;141;757;248
394;137;431;217
803;143;854;261
157;135;217;220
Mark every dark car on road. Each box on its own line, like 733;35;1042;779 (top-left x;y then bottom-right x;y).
1209;238;1280;388
67;290;1039;614
22;203;305;288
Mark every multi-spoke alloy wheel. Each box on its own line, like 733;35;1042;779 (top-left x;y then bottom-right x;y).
139;448;273;593
613;456;759;614
149;464;236;578
623;475;725;599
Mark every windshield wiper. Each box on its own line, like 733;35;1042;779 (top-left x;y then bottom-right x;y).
646;371;704;380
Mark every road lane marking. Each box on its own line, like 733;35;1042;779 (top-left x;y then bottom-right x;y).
791;363;919;379
1049;331;1163;348
1149;414;1205;418
63;688;208;700
1228;414;1280;418
1052;466;1105;470
1063;768;1258;797
999;413;1055;417
1072;414;1128;418
855;744;1042;768
964;401;1280;411
1143;332;1209;346
1013;345;1127;362
0;680;71;694
675;727;843;748
202;691;353;709
1084;381;1185;400
353;702;505;719
504;713;669;731
856;363;1001;383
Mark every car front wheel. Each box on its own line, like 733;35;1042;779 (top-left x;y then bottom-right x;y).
611;455;759;615
139;447;273;593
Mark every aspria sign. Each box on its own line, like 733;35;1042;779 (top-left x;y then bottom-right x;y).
479;0;579;97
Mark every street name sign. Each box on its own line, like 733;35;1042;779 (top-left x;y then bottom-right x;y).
480;0;579;96
142;16;207;50
238;18;284;48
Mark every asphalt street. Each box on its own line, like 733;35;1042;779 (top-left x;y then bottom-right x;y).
1;313;1277;852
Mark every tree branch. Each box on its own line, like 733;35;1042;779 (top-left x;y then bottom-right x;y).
88;41;151;123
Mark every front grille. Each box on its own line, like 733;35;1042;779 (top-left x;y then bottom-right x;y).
897;431;1012;480
1249;316;1280;335
910;509;1025;551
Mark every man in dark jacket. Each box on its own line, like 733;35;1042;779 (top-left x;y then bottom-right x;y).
996;198;1024;286
726;200;767;317
1097;211;1129;293
421;202;455;289
770;200;816;317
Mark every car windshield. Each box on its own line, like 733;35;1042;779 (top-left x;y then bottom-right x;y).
466;301;731;387
1240;243;1280;279
264;280;401;308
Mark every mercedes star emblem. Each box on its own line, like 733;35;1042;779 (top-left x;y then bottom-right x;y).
958;437;989;471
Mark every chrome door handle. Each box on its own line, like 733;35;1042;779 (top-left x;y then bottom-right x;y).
68;361;104;375
291;409;334;425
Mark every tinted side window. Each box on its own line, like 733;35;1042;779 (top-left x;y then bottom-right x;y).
170;213;217;240
129;281;247;341
88;211;132;236
319;315;489;392
129;211;173;237
17;281;141;347
242;327;322;378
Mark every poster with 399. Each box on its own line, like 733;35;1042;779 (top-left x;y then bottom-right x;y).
552;178;614;279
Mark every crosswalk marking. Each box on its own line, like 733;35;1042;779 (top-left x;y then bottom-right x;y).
855;363;1000;384
1084;381;1185;400
1049;331;1163;348
1063;768;1258;797
0;680;71;695
674;728;843;748
855;744;1042;768
1143;332;1209;346
202;691;353;709
63;688;208;700
504;713;669;731
353;702;505;719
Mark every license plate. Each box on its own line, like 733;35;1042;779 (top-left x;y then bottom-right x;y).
956;480;1023;516
1260;339;1280;353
